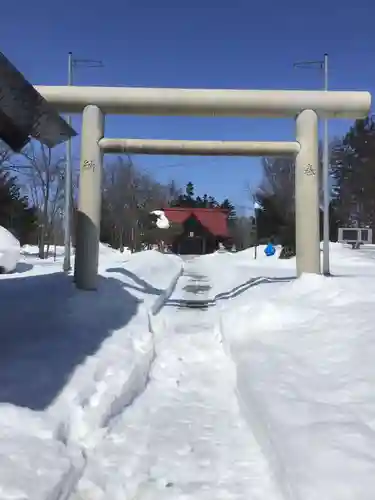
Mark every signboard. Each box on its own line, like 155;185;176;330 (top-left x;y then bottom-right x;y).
0;52;77;151
341;229;358;241
338;227;372;246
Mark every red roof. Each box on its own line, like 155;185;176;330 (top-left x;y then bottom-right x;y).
163;207;229;237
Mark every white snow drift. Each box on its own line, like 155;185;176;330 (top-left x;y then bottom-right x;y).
0;225;20;273
150;210;170;229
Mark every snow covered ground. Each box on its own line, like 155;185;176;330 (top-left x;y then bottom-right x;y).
72;258;282;500
220;244;375;500
0;245;182;500
1;243;375;500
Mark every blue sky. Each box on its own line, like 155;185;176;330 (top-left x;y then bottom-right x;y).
2;0;373;210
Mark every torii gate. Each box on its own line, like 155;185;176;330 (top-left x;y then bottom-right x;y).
35;84;371;290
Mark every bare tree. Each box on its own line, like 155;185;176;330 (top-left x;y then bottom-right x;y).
165;179;182;204
102;156;139;251
255;143;328;212
101;156;172;251
259;156;295;206
10;142;66;258
231;214;256;250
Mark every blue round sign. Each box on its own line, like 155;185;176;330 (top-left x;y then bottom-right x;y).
264;243;276;257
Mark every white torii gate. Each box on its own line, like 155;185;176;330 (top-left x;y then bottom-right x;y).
36;85;371;290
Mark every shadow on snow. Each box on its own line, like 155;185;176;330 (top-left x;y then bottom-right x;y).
14;262;34;273
0;271;143;411
106;267;164;296
165;275;294;309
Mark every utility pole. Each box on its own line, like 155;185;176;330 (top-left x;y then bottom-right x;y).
63;52;103;273
63;52;73;272
322;54;330;275
294;53;330;275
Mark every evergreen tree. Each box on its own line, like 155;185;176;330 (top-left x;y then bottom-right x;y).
170;181;197;207
254;193;285;244
220;198;236;218
185;181;194;200
208;196;217;208
0;169;38;244
331;116;375;228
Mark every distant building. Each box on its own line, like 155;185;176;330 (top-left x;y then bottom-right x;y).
163;207;230;255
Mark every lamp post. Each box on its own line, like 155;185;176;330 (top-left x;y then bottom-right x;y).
253;198;262;259
294;53;330;275
63;52;103;273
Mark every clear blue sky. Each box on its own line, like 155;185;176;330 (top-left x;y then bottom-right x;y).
2;0;374;210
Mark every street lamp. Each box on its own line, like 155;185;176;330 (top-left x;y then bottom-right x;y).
63;52;103;273
294;54;330;275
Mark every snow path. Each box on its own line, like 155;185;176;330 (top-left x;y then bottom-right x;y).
73;260;282;500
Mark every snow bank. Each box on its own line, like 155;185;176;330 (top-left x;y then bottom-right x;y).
221;271;375;500
0;226;20;273
0;404;84;500
0;248;182;499
49;250;183;449
191;246;293;305
98;242;132;261
198;242;375;305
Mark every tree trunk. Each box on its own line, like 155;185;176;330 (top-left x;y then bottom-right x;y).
38;224;45;259
119;229;124;252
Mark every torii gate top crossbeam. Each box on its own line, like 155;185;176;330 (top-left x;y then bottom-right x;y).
34;85;371;119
